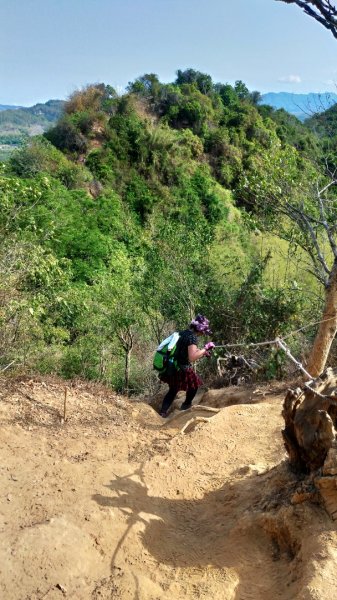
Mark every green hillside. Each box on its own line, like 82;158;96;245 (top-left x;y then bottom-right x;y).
0;73;333;390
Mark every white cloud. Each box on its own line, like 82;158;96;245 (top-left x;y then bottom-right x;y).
278;75;302;84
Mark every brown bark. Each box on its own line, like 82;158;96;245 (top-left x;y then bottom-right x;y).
282;368;337;472
307;260;337;377
124;347;131;394
117;326;134;395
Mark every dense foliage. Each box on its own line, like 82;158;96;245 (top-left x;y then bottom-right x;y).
1;72;333;392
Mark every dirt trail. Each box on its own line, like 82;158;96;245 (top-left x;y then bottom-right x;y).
1;377;337;599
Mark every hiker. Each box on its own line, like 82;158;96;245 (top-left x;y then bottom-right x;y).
159;314;215;418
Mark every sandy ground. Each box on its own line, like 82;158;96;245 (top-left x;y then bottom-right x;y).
1;376;337;600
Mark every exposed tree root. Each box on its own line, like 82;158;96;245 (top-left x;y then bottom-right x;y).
161;404;220;427
180;416;210;434
282;367;337;518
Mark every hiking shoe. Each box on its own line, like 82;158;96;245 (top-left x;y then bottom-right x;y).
160;411;169;418
180;402;192;411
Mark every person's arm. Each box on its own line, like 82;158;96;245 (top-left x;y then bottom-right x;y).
188;344;208;363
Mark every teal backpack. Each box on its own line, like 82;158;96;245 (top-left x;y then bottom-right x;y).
153;332;180;375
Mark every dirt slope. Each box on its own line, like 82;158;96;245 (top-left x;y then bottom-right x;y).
1;377;337;600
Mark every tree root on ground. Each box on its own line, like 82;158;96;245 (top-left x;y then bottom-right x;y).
180;416;210;434
160;405;220;429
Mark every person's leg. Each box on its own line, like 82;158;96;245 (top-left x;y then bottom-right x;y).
180;387;198;410
160;387;178;416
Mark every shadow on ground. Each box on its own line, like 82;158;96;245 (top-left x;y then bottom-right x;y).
92;461;322;599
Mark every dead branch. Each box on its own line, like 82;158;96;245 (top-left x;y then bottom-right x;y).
276;1;337;39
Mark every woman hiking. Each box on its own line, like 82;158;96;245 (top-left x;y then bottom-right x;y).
159;314;215;418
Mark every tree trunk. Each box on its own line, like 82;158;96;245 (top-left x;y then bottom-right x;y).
124;347;131;395
307;260;337;377
117;327;134;396
282;368;337;519
282;367;337;472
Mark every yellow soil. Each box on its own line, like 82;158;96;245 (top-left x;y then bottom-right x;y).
1;377;337;599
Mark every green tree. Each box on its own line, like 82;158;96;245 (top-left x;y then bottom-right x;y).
175;69;213;94
237;139;337;375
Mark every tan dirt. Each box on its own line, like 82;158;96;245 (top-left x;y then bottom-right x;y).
1;376;337;600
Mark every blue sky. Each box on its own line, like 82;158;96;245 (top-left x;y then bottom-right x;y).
1;0;337;106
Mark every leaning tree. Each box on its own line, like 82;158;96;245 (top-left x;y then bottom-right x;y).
270;1;337;485
239;142;337;377
271;1;337;377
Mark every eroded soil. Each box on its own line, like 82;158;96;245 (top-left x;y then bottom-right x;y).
1;377;337;599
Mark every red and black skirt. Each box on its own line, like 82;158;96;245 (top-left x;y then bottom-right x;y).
159;367;203;391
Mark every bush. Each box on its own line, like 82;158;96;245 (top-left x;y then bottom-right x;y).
10;138;91;188
45;117;87;154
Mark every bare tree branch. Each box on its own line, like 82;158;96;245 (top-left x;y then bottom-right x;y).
316;182;337;257
270;196;331;281
276;1;337;38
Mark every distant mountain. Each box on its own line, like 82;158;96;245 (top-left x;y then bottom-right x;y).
0;104;21;111
0;99;65;160
260;92;337;121
0;99;64;128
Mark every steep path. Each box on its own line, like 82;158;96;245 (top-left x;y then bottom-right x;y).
1;377;337;599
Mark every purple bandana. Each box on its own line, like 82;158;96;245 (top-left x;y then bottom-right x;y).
190;314;211;334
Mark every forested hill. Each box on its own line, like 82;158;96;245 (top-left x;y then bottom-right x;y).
0;71;333;391
0;99;64;160
0;99;64;126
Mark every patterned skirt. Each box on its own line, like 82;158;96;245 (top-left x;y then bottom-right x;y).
159;367;203;391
